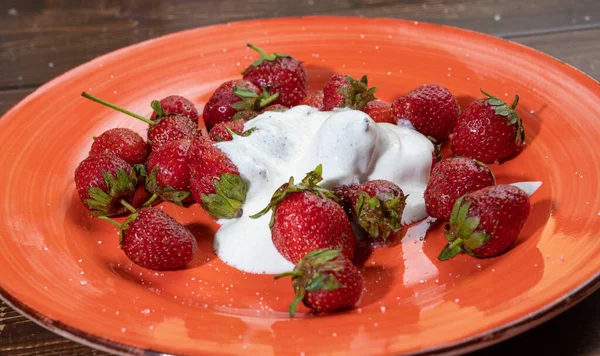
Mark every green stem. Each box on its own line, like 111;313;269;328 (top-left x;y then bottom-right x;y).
143;194;159;207
274;270;305;280
98;216;123;229
247;43;268;58
259;92;280;108
81;92;155;125
448;237;464;250
120;199;137;213
288;287;305;318
511;94;520;109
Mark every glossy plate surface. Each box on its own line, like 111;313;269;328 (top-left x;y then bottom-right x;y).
0;17;599;355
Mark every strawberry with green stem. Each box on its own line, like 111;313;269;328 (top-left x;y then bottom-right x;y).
81;92;198;152
452;90;525;163
137;138;193;205
202;80;277;131
74;153;138;216
275;248;363;317
322;74;378;111
439;184;530;260
242;44;308;107
99;205;197;271
188;137;248;219
251;165;356;263
150;95;199;123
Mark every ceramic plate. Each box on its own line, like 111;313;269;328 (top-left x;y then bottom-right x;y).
0;17;599;355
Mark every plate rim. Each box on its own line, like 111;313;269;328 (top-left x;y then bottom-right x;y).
1;15;599;356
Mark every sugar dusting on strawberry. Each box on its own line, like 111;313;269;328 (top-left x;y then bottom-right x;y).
275;248;363;317
452;90;525;163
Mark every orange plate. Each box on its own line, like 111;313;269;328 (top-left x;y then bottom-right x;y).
0;17;599;355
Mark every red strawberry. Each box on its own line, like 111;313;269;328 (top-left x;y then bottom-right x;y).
334;180;406;242
452;90;525;163
439;184;530;260
425;157;496;220
81;92;198;152
242;44;308;107
101;207;197;270
74;153;138;216
251;165;356;264
89;128;149;165
275;249;363;317
188;137;247;219
150;95;199;123
142;139;192;205
391;84;460;142
322;74;378;111
301;90;324;110
147;114;198;152
208;121;246;142
362;100;393;124
202;80;264;130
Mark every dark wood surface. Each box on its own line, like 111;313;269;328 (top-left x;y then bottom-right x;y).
0;1;598;355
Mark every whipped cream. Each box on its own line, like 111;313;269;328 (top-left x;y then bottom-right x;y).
214;106;434;274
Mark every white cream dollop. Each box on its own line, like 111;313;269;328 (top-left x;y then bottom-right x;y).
214;106;434;274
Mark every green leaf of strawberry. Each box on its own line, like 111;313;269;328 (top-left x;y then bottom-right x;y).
201;173;248;219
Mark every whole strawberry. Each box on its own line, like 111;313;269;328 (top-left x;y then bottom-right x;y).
275;249;363;317
391;84;460;142
89;128;149;165
334;180;406;242
452;90;525;163
242;44;308;107
102;207;197;270
81;92;198;152
251;165;356;264
322;74;378;111
362;100;393;124
202;80;263;130
188;137;247;219
301;90;324;110
74;153;138;216
208;121;246;142
142;139;192;205
425;157;496;220
150;95;199;123
147;114;198;152
439;184;530;260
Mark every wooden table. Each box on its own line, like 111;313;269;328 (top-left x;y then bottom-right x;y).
0;1;598;355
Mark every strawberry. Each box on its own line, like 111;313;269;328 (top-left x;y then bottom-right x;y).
188;137;247;219
74;153;138;216
275;248;363;317
81;92;198;152
362;100;393;124
89;128;149;165
242;44;308;107
322;74;378;111
425;157;496;220
452;90;525;163
301;90;324;110
140;139;192;205
251;165;356;264
438;184;530;260
150;95;199;123
202;80;270;130
334;180;406;242
391;84;460;142
208;121;246;142
101;207;197;270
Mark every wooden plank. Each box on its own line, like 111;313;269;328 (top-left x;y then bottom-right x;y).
1;0;599;89
513;28;600;80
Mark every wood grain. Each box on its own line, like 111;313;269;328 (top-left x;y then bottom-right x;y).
1;0;599;89
0;0;598;355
